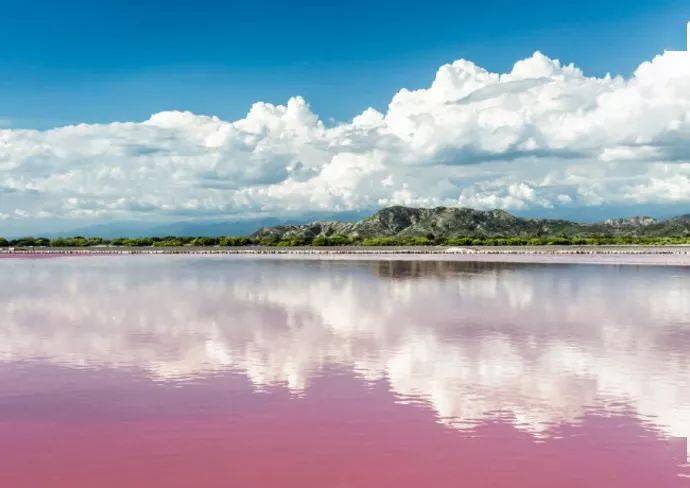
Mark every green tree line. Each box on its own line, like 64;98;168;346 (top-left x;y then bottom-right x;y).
1;234;689;248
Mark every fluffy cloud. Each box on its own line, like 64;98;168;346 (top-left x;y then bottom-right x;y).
2;50;690;223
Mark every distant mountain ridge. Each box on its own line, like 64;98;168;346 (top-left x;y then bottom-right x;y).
41;210;371;239
252;206;690;240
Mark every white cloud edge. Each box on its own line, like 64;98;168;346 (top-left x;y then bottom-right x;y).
1;49;690;223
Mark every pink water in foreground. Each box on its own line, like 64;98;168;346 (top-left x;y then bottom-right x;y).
0;256;689;487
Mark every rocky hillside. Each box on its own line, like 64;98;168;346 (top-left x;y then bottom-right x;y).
252;206;690;240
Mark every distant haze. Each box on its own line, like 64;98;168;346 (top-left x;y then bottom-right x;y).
4;205;690;239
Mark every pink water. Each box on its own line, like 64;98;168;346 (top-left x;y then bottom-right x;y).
1;256;689;487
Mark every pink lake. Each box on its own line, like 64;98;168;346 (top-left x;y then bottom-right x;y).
0;256;689;487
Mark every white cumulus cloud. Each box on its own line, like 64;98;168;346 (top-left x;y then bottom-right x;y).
2;49;690;224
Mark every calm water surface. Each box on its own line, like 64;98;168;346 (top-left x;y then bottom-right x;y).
1;256;689;487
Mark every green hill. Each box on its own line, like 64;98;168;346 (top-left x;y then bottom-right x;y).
252;206;690;242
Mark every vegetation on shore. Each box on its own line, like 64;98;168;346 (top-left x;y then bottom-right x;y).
1;234;689;249
2;205;689;248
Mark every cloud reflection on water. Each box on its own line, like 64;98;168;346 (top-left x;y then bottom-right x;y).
1;256;689;452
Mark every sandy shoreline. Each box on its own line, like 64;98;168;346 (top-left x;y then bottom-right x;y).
2;245;690;266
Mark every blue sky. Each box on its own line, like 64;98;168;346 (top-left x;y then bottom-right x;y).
2;0;690;128
1;0;690;235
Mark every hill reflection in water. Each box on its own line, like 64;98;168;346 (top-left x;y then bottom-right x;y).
0;256;689;487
